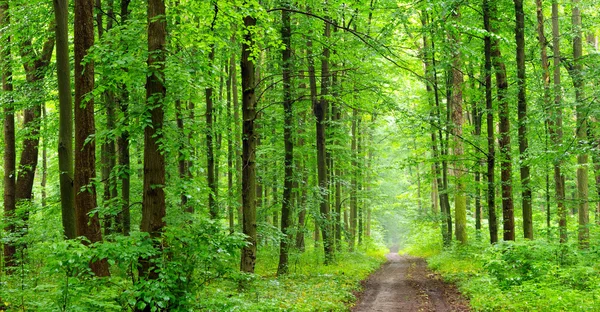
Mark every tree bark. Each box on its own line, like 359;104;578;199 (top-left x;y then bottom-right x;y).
1;0;16;267
206;3;219;219
571;0;588;247
483;0;498;244
552;0;567;243
350;108;358;251
514;0;533;240
489;1;514;241
450;6;467;244
118;0;132;235
277;3;293;275
139;0;167;281
74;0;109;277
53;0;76;239
536;0;552;237
240;11;258;273
315;18;333;263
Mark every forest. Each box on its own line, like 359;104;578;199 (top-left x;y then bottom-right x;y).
1;0;600;311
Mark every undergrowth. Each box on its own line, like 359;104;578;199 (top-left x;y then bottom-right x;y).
402;221;600;311
198;245;386;311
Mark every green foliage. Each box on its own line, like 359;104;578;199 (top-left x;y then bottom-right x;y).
408;230;600;311
197;246;387;311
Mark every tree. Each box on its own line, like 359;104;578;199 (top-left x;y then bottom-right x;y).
74;0;109;276
315;16;334;263
139;0;167;278
514;0;533;240
571;0;589;247
489;0;514;241
240;5;258;274
206;2;219;220
483;0;498;244
1;0;16;267
450;4;467;244
277;1;293;275
552;0;567;243
53;0;76;239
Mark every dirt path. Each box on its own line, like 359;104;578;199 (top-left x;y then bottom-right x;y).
352;253;470;312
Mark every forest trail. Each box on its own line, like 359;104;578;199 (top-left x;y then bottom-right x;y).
352;253;470;312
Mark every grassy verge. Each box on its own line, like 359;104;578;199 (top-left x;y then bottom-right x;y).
197;245;387;311
403;223;600;311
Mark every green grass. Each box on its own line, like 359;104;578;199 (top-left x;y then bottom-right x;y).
403;223;600;312
197;245;387;311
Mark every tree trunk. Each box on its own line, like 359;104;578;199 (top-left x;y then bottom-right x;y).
227;58;235;233
536;0;552;237
552;0;567;243
450;6;467;244
1;0;16;267
206;3;218;219
513;0;533;240
240;11;258;273
489;1;514;241
350;108;358;251
277;3;293;275
422;12;452;245
118;0;132;235
315;19;333;263
570;0;588;248
74;0;109;277
483;0;498;244
53;0;76;239
139;0;167;282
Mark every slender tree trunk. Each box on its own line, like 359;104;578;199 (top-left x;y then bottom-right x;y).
53;0;76;239
118;0;131;235
74;0;109;277
552;0;567;243
277;3;293;275
514;0;533;240
350;108;358;251
423;12;452;244
484;0;498;243
41;104;48;207
139;0;167;282
450;6;467;244
240;10;258;273
536;0;553;237
206;3;219;219
227;58;235;233
357;117;363;245
489;1;514;241
1;0;16;267
315;18;333;263
571;0;588;248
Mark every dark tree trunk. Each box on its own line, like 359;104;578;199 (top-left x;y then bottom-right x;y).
118;0;132;235
206;3;219;219
277;2;293;276
571;0;589;248
227;59;235;233
74;0;109;277
240;12;258;273
1;0;16;267
483;0;498;244
350;108;358;251
514;0;533;240
139;0;167;282
489;1;514;241
552;0;567;243
422;12;452;245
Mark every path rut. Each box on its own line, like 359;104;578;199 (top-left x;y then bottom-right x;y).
352;253;470;312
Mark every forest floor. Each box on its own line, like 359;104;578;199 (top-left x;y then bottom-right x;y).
352;253;470;312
